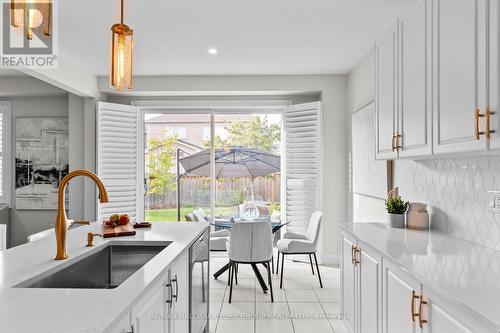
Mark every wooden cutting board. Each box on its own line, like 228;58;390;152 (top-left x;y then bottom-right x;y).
102;221;137;238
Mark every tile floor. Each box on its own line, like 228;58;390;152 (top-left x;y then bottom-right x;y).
208;252;348;333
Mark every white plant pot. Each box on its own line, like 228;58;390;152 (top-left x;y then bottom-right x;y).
387;213;405;228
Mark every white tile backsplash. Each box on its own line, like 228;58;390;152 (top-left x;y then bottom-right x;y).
394;155;500;250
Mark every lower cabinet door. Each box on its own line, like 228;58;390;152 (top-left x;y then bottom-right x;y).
133;283;167;333
421;286;476;333
170;251;189;333
383;261;420;333
341;233;357;333
358;244;382;333
109;314;133;333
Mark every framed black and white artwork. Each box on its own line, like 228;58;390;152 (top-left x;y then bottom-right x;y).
15;117;69;210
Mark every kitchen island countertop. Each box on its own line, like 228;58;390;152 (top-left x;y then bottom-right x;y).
0;221;209;333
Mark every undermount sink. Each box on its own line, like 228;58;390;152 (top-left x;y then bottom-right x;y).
15;243;171;289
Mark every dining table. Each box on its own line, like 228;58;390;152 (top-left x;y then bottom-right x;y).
211;218;290;293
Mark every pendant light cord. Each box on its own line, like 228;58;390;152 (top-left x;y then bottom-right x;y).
120;0;124;24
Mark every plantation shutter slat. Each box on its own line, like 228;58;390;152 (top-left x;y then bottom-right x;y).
284;102;322;235
97;102;141;221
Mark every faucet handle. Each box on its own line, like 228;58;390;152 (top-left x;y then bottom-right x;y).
86;233;103;247
73;220;91;225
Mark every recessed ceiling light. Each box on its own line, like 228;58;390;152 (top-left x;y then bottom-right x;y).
208;48;218;55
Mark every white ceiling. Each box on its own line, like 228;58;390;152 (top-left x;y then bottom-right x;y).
59;0;418;76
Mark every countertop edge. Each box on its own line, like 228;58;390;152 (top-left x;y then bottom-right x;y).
338;222;500;332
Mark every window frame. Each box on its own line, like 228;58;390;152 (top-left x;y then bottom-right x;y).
134;99;290;222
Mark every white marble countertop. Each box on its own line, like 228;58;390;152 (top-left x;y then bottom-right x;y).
0;221;209;333
339;222;500;331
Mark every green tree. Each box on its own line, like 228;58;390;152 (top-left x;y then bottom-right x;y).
207;115;281;152
146;135;177;194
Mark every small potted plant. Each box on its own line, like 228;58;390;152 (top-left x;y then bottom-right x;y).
385;189;408;228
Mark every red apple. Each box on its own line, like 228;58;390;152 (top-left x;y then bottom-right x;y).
118;214;129;225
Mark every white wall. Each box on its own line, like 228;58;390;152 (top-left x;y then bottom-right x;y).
346;49;387;223
102;74;348;263
8;96;69;246
0;73;96;246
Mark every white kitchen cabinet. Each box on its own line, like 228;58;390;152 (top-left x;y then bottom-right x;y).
375;21;399;160
107;248;193;333
108;314;133;333
420;287;472;333
341;232;357;333
341;231;496;333
133;280;168;333
432;0;488;154
341;234;382;333
168;251;189;333
382;260;420;333
488;0;500;149
398;0;432;157
357;243;382;333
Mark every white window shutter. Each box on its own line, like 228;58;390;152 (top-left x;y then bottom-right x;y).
284;102;322;234
97;102;142;222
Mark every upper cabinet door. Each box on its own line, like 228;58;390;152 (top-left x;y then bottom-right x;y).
376;22;399;160
432;0;488;154
489;0;500;149
398;0;432;158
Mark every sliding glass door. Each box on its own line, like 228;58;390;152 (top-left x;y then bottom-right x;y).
143;110;282;223
213;112;282;222
144;112;212;221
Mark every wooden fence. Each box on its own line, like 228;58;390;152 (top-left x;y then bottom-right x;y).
145;176;280;209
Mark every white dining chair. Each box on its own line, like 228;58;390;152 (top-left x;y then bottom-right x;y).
0;224;6;251
191;208;230;251
226;222;274;303
27;228;54;242
276;211;323;288
27;220;89;243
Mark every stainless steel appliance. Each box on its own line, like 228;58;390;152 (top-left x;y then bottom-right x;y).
190;229;209;333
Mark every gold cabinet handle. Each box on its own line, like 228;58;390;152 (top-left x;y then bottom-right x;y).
486;107;496;139
418;295;428;328
391;133;396;151
475;107;485;139
351;245;356;265
411;290;420;322
395;132;402;151
353;246;360;266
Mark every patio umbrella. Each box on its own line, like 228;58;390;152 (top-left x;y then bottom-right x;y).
179;147;280;178
176;147;280;219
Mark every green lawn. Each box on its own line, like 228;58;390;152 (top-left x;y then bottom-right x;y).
145;207;237;222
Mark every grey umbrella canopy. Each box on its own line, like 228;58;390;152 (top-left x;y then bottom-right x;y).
179;147;280;179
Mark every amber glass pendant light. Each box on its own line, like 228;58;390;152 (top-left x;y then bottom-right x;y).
110;0;133;91
10;0;51;40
